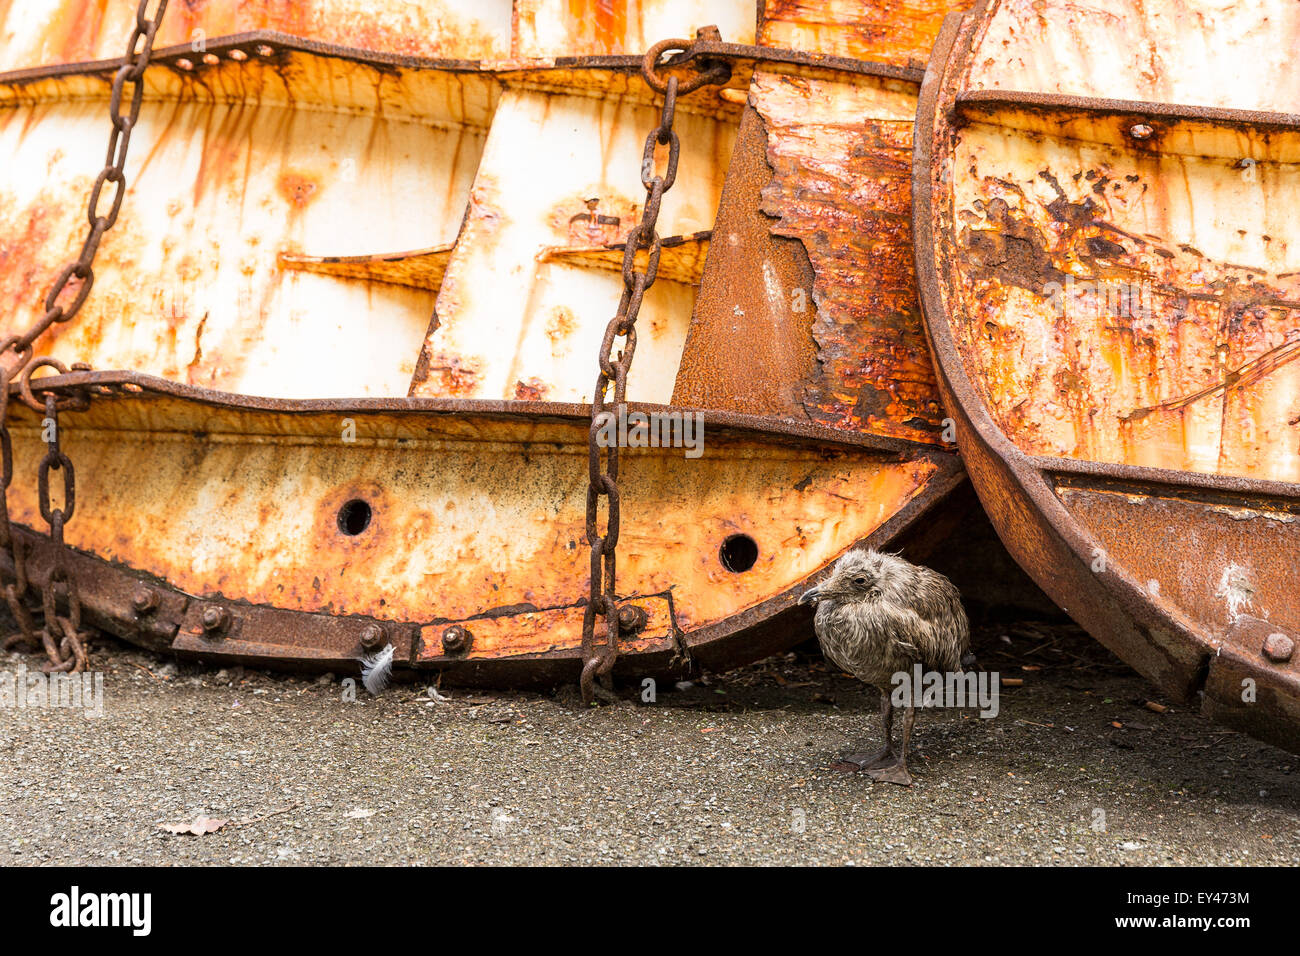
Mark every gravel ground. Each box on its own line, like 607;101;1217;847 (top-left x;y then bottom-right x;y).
1;620;1296;866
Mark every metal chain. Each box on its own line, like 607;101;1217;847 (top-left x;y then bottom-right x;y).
0;0;169;672
579;29;728;704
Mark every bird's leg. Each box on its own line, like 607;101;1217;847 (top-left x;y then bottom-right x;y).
867;704;915;786
839;689;896;770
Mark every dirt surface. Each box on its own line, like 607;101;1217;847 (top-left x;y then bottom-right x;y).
2;620;1296;866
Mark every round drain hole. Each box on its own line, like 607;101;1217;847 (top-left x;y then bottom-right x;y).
337;499;372;536
719;534;758;573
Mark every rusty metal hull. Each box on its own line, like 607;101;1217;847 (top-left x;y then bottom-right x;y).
0;2;969;683
1;371;962;681
915;2;1300;752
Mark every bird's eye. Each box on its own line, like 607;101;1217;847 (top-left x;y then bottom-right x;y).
853;576;867;586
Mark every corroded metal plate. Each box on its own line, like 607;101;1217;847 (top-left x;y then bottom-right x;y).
916;0;1300;751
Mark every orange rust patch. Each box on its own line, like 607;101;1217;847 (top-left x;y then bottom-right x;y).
752;74;945;443
949;149;1300;482
548;192;640;246
759;0;964;68
0;0;511;67
513;377;548;401
277;171;321;210
421;352;482;396
545;306;578;346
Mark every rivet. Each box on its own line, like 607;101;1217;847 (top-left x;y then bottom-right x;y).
176;57;194;71
442;625;473;654
1129;123;1153;140
229;49;248;62
131;585;158;614
360;623;386;651
255;44;275;57
1263;633;1294;663
200;605;229;634
202;53;219;66
617;604;648;636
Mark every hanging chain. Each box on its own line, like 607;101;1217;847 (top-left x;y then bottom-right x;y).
0;0;169;671
579;29;729;704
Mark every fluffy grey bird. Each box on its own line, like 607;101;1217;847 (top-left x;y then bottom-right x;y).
799;548;970;786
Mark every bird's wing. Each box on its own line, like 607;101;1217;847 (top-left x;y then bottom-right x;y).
877;604;928;658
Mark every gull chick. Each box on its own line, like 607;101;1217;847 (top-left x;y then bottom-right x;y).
800;548;970;785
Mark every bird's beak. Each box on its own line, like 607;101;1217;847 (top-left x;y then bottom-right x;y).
798;585;821;606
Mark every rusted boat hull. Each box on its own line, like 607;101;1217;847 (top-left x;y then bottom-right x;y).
916;2;1300;752
2;371;963;682
0;1;972;685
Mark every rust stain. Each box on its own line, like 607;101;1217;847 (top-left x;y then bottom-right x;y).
545;305;578;346
566;0;628;56
952;150;1300;482
548;192;639;246
276;170;321;210
759;0;964;68
672;105;820;419
751;73;945;443
0;0;511;68
422;351;481;396
0;177;86;349
513;377;548;401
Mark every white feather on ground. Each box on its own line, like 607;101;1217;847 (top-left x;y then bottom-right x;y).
359;643;394;695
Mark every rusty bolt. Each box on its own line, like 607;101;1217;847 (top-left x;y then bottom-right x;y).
360;624;386;651
1129;123;1153;140
229;49;248;62
617;604;648;636
442;625;473;655
131;586;158;614
176;57;194;71
200;605;229;635
1263;633;1294;663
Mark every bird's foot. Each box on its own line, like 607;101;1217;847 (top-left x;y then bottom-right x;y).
865;760;913;787
833;747;895;772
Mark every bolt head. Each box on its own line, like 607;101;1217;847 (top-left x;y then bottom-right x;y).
616;604;648;635
131;586;157;613
360;624;385;651
442;625;472;654
200;606;228;632
1263;633;1294;663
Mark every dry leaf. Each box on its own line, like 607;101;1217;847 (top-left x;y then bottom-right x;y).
163;815;228;836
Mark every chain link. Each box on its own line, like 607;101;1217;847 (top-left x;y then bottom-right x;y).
579;29;727;704
0;0;169;671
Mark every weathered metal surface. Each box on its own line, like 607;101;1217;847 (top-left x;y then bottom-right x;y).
279;246;455;293
965;0;1300;112
538;231;710;285
1;371;962;679
915;1;1300;752
944;101;1300;483
752;69;943;443
759;0;959;69
407;84;733;404
672;0;965;443
0;2;971;684
513;0;756;57
0;0;518;69
671;104;821;418
0;49;485;398
673;71;944;442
